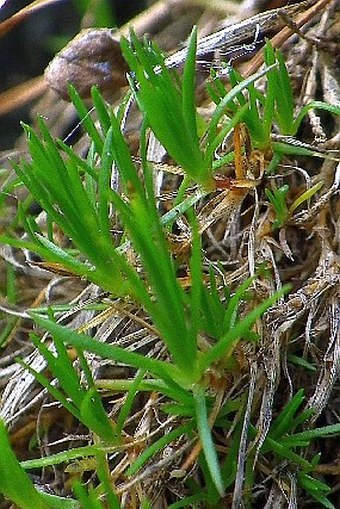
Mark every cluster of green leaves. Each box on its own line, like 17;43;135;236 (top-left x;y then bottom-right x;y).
121;28;279;189
0;29;284;504
208;41;340;228
1;386;339;508
185;389;340;508
265;180;324;229
19;333;118;444
0;27;339;509
249;390;339;509
208;42;340;160
0;418;122;509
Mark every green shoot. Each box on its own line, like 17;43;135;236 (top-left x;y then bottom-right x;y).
0;420;78;509
266;180;324;229
207;40;340;172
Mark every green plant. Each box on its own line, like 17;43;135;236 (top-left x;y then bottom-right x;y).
265;180;323;229
256;389;340;509
208;40;340;172
0;420;78;508
18;332;118;444
121;29;283;188
1;27;339;508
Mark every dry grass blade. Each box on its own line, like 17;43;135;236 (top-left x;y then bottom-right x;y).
244;0;334;76
0;77;47;116
0;0;63;37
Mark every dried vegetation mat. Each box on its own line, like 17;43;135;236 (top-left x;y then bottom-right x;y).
0;0;340;508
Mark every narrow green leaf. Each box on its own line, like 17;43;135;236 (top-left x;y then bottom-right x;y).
275;50;294;134
298;473;334;509
182;26;199;146
73;482;103;509
268;389;305;440
280;423;340;446
30;313;183;385
97;128;114;242
95;451;121;508
198;285;288;374
207;63;278;150
80;389;118;443
91;86;112;134
38;492;79;509
262;436;312;469
193;385;225;496
115;369;146;438
21;445;103;470
68;85;104;155
293;100;340;134
262;42;277;141
289;180;324;215
126;423;193;476
0;420;46;509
